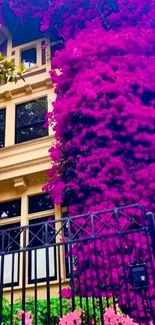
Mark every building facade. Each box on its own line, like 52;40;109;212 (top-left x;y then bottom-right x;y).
0;25;67;301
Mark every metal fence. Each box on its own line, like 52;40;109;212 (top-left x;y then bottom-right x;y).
0;204;155;324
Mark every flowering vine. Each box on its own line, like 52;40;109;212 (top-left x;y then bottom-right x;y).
1;0;155;323
44;2;155;321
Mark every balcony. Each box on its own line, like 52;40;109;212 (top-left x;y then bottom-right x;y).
0;37;52;102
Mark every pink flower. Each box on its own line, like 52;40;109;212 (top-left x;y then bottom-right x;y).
103;308;139;325
59;309;82;325
16;310;32;325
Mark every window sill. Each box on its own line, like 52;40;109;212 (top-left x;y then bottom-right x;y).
0;216;20;226
24;65;38;73
28;210;55;220
3;278;70;292
2;134;54;151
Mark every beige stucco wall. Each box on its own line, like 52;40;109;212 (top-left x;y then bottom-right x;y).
0;27;56;186
0;27;68;301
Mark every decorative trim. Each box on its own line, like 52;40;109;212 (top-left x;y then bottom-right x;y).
30;175;48;184
17;68;46;80
24;84;32;94
13;176;28;192
0;78;53;100
0;135;55;154
0;156;51;182
4;91;12;99
0;136;55;181
45;78;52;88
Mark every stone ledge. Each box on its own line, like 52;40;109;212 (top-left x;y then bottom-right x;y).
0;136;55;181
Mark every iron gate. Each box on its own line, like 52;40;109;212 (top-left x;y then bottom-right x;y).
0;204;155;324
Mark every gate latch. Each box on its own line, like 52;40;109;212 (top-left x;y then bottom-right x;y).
130;264;148;289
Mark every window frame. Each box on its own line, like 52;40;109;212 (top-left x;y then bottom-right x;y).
0;108;6;148
28;216;57;284
20;45;37;70
0;194;67;288
15;97;48;144
0;222;21;287
28;193;54;214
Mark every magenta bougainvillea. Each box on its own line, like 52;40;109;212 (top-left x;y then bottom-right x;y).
43;2;155;322
46;21;155;215
2;0;155;323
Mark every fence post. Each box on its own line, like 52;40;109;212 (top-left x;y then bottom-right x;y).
146;212;155;256
146;212;155;323
0;232;4;325
22;228;27;325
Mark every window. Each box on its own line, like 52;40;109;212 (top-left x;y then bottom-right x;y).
21;47;37;69
15;97;48;144
28;217;56;283
0;199;21;219
28;193;54;214
0;109;5;148
0;223;20;286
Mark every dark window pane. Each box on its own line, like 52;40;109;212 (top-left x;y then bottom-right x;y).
15;97;48;144
21;47;36;68
0;199;21;219
0;132;4;148
29;216;54;247
28;193;54;214
0;109;5;131
16;123;48;143
0;223;20;252
0;109;5;148
16;98;47;128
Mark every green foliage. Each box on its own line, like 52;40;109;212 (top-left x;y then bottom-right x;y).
1;298;11;325
0;52;25;85
1;296;117;325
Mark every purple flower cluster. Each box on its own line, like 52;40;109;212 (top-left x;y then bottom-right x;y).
43;2;155;321
2;0;155;322
46;17;155;215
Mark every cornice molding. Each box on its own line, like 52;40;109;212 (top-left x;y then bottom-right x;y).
0;77;53;100
0;156;51;181
0;136;55;182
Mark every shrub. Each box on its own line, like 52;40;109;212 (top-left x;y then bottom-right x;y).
2;296;115;325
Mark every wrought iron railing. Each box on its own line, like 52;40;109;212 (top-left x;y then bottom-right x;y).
0;204;155;324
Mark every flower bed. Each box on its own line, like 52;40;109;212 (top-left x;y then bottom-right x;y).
2;296;114;325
